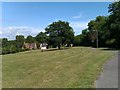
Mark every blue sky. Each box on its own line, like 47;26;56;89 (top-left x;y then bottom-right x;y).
1;2;111;40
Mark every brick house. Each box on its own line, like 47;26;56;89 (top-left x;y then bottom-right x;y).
23;43;37;49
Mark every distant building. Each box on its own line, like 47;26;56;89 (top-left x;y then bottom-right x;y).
70;44;73;47
40;43;48;51
23;43;37;50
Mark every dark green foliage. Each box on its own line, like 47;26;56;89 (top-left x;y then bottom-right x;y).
26;35;35;43
87;16;109;47
45;20;74;49
2;39;19;54
16;35;25;50
74;29;92;46
2;38;8;47
2;36;28;55
81;29;92;46
107;1;120;48
35;32;47;43
73;2;118;49
76;1;120;49
73;35;81;46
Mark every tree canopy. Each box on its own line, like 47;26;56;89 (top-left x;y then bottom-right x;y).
74;1;120;49
35;32;47;43
107;1;120;48
45;20;74;49
26;35;35;43
16;35;25;52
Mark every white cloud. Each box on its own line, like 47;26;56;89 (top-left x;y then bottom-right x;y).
0;29;2;38
70;21;89;35
1;26;45;40
1;20;91;40
72;13;82;19
0;31;2;34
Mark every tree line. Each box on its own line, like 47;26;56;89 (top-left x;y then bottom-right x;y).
1;1;120;55
1;20;74;55
74;1;120;49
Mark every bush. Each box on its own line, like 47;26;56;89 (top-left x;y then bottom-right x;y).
10;46;18;53
2;47;10;54
106;39;116;48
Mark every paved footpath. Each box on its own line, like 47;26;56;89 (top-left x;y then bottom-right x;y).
96;51;119;88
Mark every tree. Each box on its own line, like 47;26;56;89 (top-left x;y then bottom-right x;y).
35;32;47;43
16;35;25;51
2;39;18;54
81;29;92;46
45;20;74;49
107;1;120;48
2;38;8;47
88;16;109;47
26;35;35;43
74;35;81;46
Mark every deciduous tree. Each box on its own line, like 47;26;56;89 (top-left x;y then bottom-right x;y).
45;20;74;49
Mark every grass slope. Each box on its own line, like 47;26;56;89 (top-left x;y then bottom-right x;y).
2;47;116;88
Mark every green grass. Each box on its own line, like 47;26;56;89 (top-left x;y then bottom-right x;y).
2;47;116;88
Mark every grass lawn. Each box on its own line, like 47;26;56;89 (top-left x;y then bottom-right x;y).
2;47;117;88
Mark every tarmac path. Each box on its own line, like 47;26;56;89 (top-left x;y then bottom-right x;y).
96;51;119;88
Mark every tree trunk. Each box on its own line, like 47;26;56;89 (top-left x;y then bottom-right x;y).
58;45;61;49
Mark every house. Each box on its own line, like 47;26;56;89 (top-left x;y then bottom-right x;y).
70;44;73;47
23;43;37;50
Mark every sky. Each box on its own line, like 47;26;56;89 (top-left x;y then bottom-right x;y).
1;2;112;40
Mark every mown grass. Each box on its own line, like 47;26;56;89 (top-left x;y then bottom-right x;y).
2;47;116;88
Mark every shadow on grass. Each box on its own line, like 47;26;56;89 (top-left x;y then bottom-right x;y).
45;47;71;52
100;48;118;51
